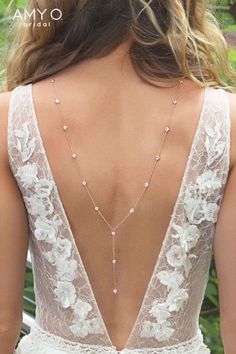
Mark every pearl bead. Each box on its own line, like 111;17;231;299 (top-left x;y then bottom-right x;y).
172;100;178;105
144;182;149;188
155;155;160;161
165;127;170;133
179;80;184;84
95;206;99;211
63;125;68;131
112;259;116;264
129;208;135;213
55;99;60;104
72;153;77;159
50;78;55;83
82;180;87;186
113;289;118;294
111;231;116;236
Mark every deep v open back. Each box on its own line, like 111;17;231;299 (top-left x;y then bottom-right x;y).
9;84;230;354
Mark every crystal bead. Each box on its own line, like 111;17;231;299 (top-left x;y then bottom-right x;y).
95;206;99;211
155;155;160;161
63;125;68;131
113;289;118;294
111;231;116;236
55;99;60;104
165;127;170;133
144;182;149;188
82;180;87;186
50;78;55;83
72;153;77;159
179;80;184;84
112;259;116;264
129;208;135;214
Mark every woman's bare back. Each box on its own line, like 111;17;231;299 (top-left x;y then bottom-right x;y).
31;46;206;349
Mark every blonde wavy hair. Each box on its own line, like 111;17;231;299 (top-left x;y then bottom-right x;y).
4;0;236;91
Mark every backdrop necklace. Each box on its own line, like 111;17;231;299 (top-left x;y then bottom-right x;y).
50;76;184;295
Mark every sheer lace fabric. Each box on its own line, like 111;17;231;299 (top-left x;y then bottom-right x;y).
9;84;230;353
15;322;209;353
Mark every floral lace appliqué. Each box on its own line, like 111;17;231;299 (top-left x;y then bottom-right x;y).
184;170;222;225
140;129;225;342
14;120;105;338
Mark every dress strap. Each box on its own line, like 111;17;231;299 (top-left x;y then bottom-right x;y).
7;84;36;176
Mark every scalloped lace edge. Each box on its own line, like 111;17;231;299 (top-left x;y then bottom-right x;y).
14;322;210;353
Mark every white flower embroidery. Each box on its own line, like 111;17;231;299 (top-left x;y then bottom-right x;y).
35;214;62;244
184;169;222;225
202;202;219;223
87;318;105;335
141;320;175;342
35;178;55;197
15;163;39;187
72;299;92;319
184;197;219;225
14;122;36;162
140;302;175;341
184;170;222;225
56;259;77;282
13;119;103;339
157;270;184;291
171;224;201;252
149;302;171;323
140;321;153;337
69;299;104;337
166;245;186;268
196;170;222;195
25;195;54;217
166;288;189;312
69;321;92;338
141;280;189;341
53;281;76;309
142;167;221;341
43;238;72;265
69;318;104;338
183;196;205;225
168;225;200;278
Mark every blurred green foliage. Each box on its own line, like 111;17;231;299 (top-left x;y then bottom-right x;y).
0;0;26;85
23;270;35;317
200;258;224;353
0;1;235;353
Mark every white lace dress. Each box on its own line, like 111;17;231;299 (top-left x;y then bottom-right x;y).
8;84;230;354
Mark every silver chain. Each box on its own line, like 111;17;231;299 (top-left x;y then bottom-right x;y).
50;76;184;295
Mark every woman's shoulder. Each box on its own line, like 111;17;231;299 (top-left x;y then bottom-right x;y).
204;87;236;172
208;88;236;172
0;89;11;108
0;90;12;168
0;85;29;169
